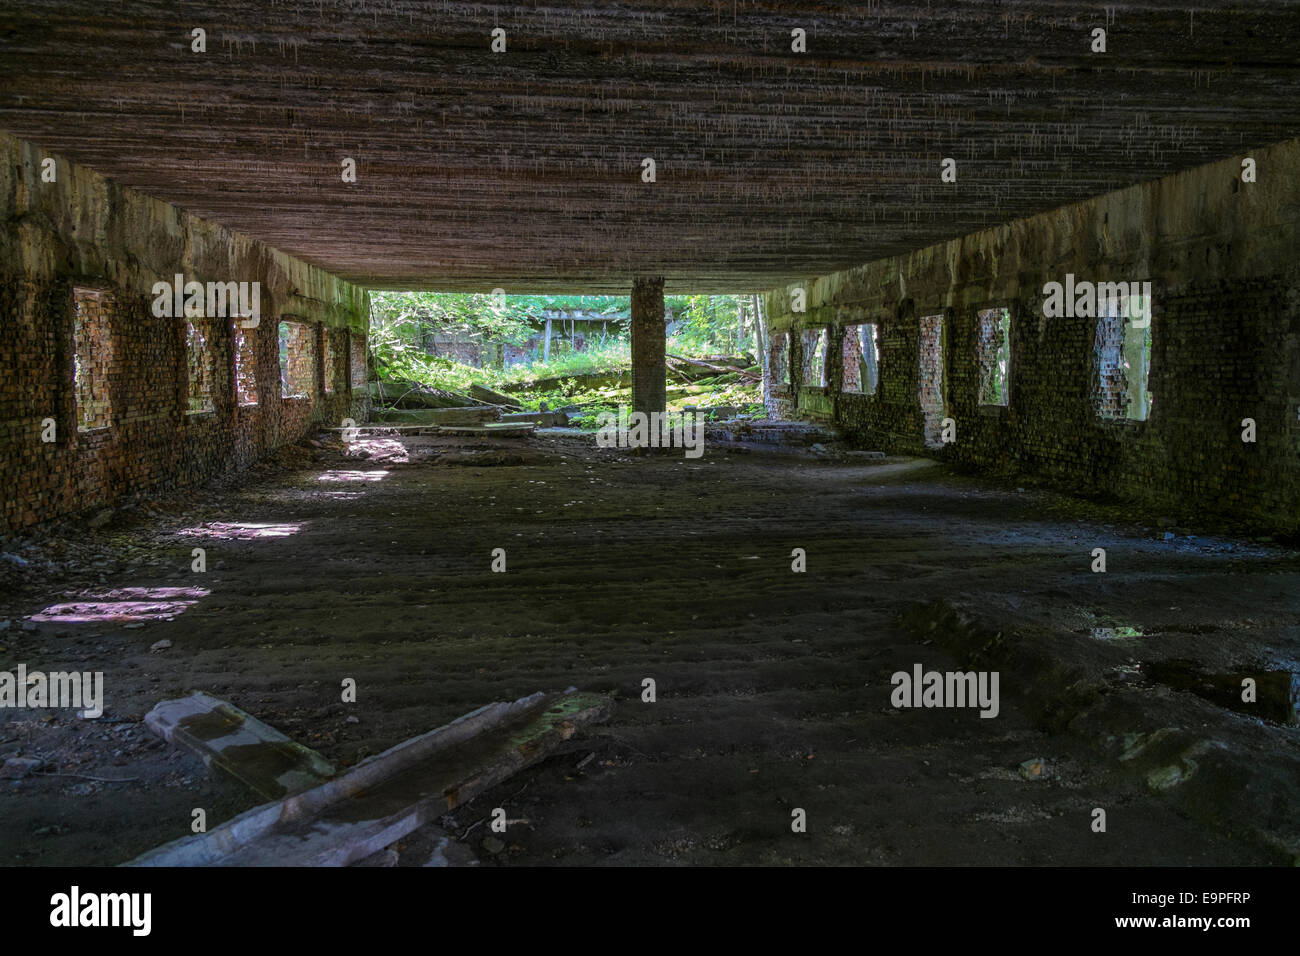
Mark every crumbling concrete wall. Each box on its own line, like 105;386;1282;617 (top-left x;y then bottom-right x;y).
0;132;370;532
763;138;1300;531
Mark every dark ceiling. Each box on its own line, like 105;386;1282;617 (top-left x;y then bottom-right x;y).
2;1;1299;292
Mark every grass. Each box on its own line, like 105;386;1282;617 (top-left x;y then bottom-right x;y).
503;341;632;385
370;323;764;425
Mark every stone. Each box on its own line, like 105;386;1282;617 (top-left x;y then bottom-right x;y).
1;757;45;779
149;639;172;652
1018;757;1047;780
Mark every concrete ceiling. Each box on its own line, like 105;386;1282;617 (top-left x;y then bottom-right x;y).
2;2;1299;293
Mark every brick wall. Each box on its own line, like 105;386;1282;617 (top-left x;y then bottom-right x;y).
424;336;487;368
0;132;369;533
350;333;368;388
762;137;1300;532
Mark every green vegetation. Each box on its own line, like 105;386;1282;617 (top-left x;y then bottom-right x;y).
367;321;498;393
505;341;632;385
367;291;767;425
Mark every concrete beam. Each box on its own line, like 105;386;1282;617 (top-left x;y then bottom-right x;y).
631;276;666;415
144;692;336;799
128;691;614;867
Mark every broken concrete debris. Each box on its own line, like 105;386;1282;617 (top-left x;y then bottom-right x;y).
131;690;612;866
144;692;337;800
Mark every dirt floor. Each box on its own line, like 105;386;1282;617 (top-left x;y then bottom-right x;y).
1;429;1297;866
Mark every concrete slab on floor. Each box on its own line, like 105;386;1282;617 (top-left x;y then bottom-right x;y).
144;692;336;799
129;691;613;866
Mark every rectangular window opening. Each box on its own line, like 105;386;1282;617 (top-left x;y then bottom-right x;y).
977;307;1012;407
323;329;337;395
73;287;115;431
234;322;258;406
350;333;367;390
769;331;791;387
185;319;216;414
801;328;828;387
279;320;315;399
1093;296;1152;421
841;323;880;395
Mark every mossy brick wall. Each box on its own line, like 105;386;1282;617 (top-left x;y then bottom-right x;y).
763;138;1300;532
0;132;370;533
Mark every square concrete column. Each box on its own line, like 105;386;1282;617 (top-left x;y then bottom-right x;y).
631;276;666;414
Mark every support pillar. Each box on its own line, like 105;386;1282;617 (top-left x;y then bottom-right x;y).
631;276;666;414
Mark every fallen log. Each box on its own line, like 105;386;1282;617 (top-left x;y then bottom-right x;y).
500;411;569;426
440;422;537;436
374;406;501;426
469;383;523;409
665;353;761;382
499;369;631;393
369;380;480;409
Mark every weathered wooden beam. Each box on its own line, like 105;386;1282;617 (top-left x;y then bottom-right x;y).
469;384;524;409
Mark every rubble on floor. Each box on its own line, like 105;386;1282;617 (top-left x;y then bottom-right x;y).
130;690;613;867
